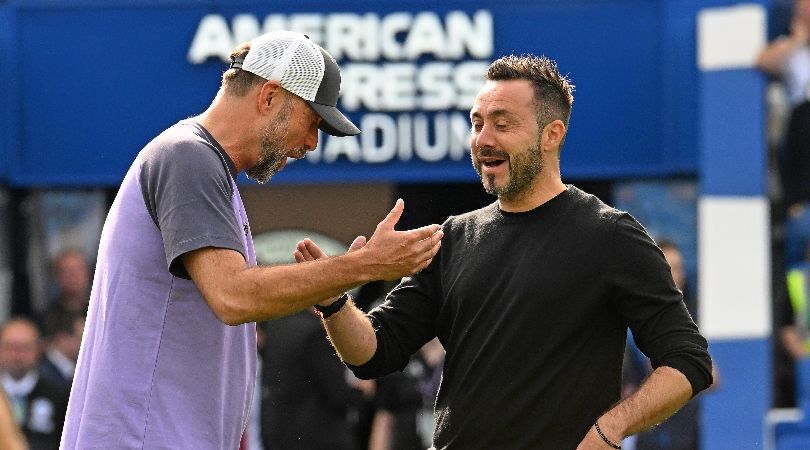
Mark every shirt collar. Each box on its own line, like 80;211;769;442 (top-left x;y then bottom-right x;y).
1;371;38;397
46;348;76;380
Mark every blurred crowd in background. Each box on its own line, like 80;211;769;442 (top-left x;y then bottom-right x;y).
1;0;810;449
761;0;810;419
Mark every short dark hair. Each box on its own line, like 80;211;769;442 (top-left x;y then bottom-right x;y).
486;54;574;130
221;41;268;97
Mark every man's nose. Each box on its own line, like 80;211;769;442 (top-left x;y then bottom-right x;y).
473;124;495;150
305;128;319;152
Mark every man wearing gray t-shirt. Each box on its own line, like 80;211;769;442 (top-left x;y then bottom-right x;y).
60;31;443;450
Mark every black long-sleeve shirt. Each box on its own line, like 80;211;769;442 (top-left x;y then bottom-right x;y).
349;185;712;450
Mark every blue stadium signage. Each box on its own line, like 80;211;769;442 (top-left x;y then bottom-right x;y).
1;1;702;186
186;11;492;175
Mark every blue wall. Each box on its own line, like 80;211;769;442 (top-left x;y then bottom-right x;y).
0;5;15;184
2;0;707;187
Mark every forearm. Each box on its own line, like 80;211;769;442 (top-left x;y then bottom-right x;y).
186;248;376;324
322;299;378;366
758;36;804;73
598;366;693;441
247;259;377;318
781;326;808;359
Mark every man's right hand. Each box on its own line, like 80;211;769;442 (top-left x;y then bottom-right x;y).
347;198;443;281
296;199;442;282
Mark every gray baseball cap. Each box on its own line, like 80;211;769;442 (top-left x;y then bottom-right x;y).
238;31;360;137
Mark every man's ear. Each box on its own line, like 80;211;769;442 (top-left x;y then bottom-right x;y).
257;80;284;114
542;119;567;150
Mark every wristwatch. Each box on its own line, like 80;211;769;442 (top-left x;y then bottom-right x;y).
314;293;350;319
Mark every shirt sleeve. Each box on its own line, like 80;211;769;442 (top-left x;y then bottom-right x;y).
139;141;244;279
348;248;444;380
609;213;713;397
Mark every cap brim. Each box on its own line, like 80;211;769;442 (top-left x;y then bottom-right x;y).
309;101;360;137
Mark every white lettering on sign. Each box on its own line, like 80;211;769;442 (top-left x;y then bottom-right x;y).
339;61;489;112
188;15;233;64
189;10;493;62
188;10;494;165
305;113;471;164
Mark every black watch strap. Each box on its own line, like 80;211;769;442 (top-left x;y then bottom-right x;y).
314;293;349;319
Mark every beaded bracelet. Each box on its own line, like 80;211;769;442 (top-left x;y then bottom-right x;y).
594;420;621;449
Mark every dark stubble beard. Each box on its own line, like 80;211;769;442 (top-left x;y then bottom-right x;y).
246;97;294;184
473;137;544;203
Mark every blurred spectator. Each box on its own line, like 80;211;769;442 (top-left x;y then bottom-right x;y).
352;378;378;450
785;204;810;268
259;310;364;450
40;250;90;334
758;0;810;208
773;203;810;409
659;239;695;315
781;240;810;361
368;365;424;450
367;338;445;450
775;237;810;413
39;312;85;392
0;318;69;450
780;102;810;209
0;388;28;450
624;239;719;450
415;337;444;446
758;0;810;106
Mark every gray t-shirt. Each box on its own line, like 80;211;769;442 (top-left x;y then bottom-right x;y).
61;121;257;449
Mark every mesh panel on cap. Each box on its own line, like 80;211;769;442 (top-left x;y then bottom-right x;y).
242;32;325;102
278;41;324;102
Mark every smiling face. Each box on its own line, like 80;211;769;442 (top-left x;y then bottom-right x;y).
470;79;546;202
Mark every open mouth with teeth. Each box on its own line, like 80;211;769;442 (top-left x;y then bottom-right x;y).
483;159;506;168
480;156;508;170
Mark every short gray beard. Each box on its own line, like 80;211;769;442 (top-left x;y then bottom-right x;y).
246;98;293;184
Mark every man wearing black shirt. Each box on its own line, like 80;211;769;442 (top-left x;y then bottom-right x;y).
297;54;713;449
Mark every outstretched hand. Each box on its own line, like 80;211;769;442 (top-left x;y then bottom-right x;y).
294;199;443;282
360;199;443;280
